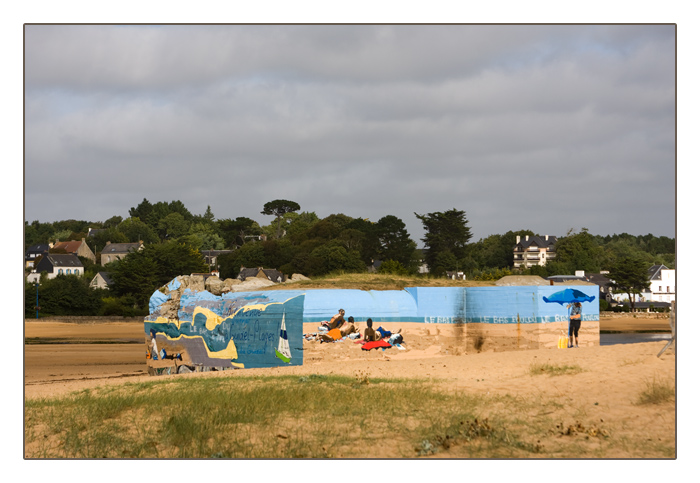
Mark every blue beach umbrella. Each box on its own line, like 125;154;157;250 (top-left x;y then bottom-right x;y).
542;288;596;305
543;288;596;348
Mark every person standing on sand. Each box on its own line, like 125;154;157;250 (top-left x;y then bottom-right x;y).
567;302;582;348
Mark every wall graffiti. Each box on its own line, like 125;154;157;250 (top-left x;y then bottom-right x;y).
145;276;599;375
145;286;304;375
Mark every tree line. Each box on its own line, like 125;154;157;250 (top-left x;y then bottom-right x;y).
24;199;675;317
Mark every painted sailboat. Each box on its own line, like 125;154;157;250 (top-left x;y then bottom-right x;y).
275;313;292;363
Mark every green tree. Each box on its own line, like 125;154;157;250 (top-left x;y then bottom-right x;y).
109;241;209;308
103;215;123;229
415;209;472;273
284;212;320;244
607;256;651;312
117;217;159;244
129;198;154;223
305;214;353;241
90;228;129;253
218;242;266;279
376;259;409;275
337;228;366;253
261;199;301;239
25;220;56;248
28;275;103;316
185;222;225;250
157;212;190;240
554;228;604;273
432;250;458;276
108;251;160;309
375;215;417;268
306;242;365;276
217;217;261;248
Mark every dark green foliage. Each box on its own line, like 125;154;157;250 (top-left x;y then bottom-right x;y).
377;259;409;275
306;242;366;276
466;230;535;270
108;251;159;309
117;217;159;244
432;250;458;276
109;242;209;308
216;217;261;248
375;215;417;269
415;209;472;274
554;228;605;273
607;256;651;312
90;228;129;253
26;276;104;317
217;251;242;280
284;212;320;244
261;199;301;239
26;198;675;296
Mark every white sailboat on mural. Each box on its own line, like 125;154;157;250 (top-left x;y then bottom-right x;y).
275;313;292;363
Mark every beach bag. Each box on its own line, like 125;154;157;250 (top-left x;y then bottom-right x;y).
557;332;568;349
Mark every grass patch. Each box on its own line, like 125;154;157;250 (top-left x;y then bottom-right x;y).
529;363;584;377
636;377;675;405
26;374;543;459
25;372;674;459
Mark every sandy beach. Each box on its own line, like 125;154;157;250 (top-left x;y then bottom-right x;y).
24;316;675;458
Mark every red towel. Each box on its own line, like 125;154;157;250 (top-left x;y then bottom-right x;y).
361;340;392;351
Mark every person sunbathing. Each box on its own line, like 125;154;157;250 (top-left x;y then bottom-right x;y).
364;318;402;342
320;316;358;342
375;325;401;339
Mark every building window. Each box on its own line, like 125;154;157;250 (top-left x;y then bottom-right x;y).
667;286;670;293
58;269;63;275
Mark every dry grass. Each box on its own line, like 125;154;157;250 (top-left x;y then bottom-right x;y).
267;272;497;292
636;377;675;405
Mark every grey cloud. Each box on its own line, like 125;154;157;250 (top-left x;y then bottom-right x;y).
24;24;675;242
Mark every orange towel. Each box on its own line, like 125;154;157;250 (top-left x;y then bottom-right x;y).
327;328;342;340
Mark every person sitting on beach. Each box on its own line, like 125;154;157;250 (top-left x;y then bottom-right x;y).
364;318;378;342
326;309;345;330
340;316;359;337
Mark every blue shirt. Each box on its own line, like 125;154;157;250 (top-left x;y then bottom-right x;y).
570;305;582;320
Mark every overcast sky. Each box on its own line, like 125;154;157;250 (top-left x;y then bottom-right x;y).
24;24;676;244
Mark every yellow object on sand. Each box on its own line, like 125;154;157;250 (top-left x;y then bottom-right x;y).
557;334;568;349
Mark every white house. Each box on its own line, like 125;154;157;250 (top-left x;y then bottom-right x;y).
610;264;675;304
642;265;675;304
27;254;84;283
513;235;557;268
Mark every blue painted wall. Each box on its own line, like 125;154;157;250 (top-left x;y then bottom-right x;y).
146;290;304;369
146;282;598;370
300;285;598;324
149;283;598;327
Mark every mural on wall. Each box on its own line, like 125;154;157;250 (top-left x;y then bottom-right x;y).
145;282;304;375
144;274;601;375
